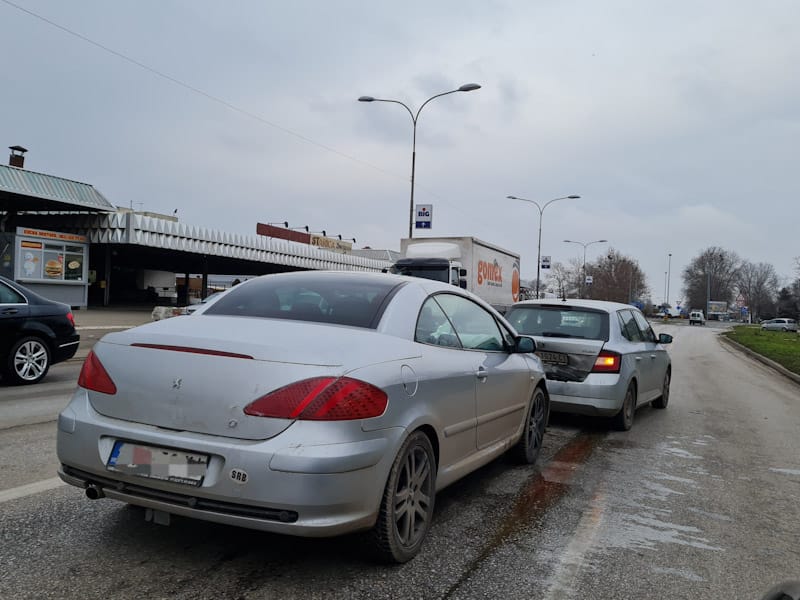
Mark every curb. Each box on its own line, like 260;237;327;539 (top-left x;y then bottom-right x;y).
718;334;800;386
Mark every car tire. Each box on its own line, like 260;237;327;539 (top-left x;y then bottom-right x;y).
371;430;436;564
612;383;636;431
652;369;670;409
512;386;548;465
5;336;51;385
782;327;788;332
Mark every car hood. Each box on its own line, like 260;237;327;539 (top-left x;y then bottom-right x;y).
87;315;421;440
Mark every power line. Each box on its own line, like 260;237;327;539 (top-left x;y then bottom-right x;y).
0;0;460;209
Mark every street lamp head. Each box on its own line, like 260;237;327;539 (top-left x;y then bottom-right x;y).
506;195;518;200
458;83;482;92
357;96;375;102
567;195;581;199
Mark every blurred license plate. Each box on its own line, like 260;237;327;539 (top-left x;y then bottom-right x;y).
106;441;208;487
536;351;569;366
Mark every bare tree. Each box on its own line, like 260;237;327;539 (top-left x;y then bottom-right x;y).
586;248;648;303
736;261;779;321
682;247;741;311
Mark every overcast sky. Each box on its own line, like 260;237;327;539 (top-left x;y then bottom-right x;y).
3;0;799;302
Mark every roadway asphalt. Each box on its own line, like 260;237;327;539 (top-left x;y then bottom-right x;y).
71;307;156;361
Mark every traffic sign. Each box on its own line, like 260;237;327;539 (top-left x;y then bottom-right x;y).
415;204;432;229
541;256;551;269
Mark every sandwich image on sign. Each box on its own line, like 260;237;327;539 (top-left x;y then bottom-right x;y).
45;259;63;278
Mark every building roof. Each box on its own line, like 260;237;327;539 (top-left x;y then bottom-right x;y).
0;164;116;212
350;248;401;262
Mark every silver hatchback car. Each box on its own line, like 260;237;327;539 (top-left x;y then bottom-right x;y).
761;318;798;332
505;299;672;430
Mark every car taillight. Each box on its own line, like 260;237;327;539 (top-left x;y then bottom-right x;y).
592;350;621;374
244;376;388;421
66;311;75;328
78;350;117;395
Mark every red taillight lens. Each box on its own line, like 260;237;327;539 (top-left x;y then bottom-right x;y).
244;376;388;421
66;311;75;328
592;350;621;374
78;350;117;394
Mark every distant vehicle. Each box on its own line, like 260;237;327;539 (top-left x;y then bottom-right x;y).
505;299;672;431
184;291;225;315
390;236;520;313
761;318;798;332
689;310;705;326
57;271;547;563
658;307;682;318
0;275;80;384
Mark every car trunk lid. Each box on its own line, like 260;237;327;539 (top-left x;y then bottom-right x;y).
534;337;606;382
85;316;418;440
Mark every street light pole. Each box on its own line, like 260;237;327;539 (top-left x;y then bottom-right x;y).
507;195;581;298
563;239;608;298
666;252;672;307
358;83;481;239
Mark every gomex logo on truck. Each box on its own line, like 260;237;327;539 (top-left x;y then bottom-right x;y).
478;260;503;288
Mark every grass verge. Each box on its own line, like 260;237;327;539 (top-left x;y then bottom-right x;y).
723;326;800;375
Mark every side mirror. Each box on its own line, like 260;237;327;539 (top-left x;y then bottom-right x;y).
459;280;467;289
459;268;467;277
658;333;673;344
516;336;536;353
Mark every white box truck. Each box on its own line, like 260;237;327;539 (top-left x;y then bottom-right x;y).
391;237;521;311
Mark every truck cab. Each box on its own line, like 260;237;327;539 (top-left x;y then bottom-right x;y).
389;257;466;288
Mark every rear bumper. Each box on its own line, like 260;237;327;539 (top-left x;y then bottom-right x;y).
56;390;403;537
546;373;627;417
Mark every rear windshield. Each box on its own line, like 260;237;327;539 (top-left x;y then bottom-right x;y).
205;273;402;328
505;305;610;341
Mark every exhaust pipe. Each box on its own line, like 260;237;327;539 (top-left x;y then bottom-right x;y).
85;484;105;500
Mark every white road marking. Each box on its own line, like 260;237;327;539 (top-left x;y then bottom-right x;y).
544;487;607;599
0;477;65;504
76;325;139;330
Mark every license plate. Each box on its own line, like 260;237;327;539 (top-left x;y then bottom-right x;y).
107;441;209;487
536;351;569;366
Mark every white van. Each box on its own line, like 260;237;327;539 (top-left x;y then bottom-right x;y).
689;310;705;325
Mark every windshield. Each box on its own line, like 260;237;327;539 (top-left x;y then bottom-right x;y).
389;264;450;283
505;305;609;341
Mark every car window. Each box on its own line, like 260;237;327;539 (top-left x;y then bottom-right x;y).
434;294;506;351
415;298;461;348
632;310;657;343
505;305;609;341
0;281;26;304
618;309;644;342
205;273;399;328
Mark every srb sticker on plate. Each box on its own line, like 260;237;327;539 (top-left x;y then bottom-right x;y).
107;440;209;487
536;351;569;366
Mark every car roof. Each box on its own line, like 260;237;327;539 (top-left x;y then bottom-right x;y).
511;298;640;313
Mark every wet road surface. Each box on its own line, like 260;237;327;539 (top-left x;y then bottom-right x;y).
1;324;798;599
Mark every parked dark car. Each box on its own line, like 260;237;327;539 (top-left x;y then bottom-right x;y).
0;275;80;384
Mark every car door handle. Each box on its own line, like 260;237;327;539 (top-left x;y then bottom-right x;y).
650;354;657;359
1;308;18;315
635;356;642;361
476;366;488;382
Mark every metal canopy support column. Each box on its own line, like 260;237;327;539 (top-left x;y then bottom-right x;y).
201;256;208;300
103;245;111;307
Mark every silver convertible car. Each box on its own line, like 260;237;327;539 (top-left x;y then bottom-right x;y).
504;299;672;431
57;271;548;563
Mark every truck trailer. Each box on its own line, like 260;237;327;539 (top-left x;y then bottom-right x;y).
390;236;521;312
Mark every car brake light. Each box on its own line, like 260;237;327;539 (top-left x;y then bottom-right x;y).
592;350;621;374
78;350;117;394
244;376;388;421
66;311;75;328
